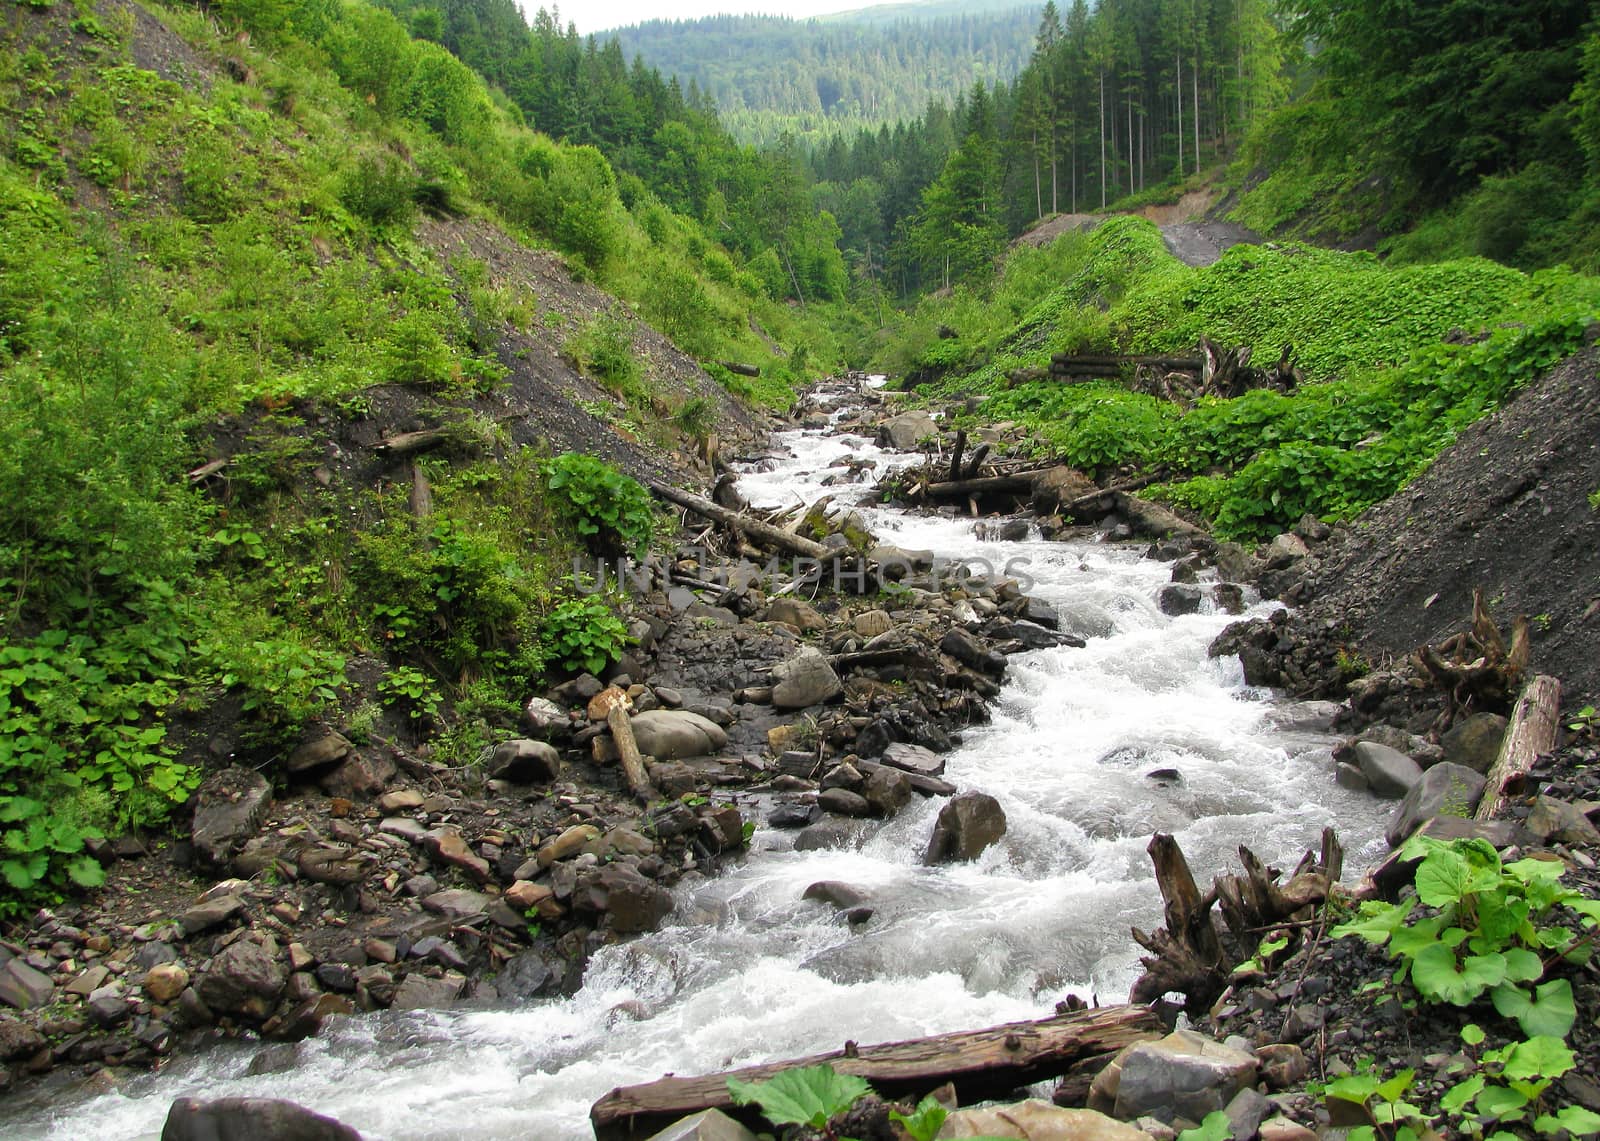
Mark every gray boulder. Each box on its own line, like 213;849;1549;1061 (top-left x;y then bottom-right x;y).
924;791;1007;864
940;628;1005;676
1354;741;1424;799
489;738;562;784
1157;584;1203;617
628;710;729;758
644;1109;760;1141
1386;762;1488;848
877;410;938;451
1110;1029;1258;1123
191;767;273;868
771;651;843;709
880;742;946;777
1440;713;1508;774
818;788;872;817
862;765;913;816
0;960;54;1011
390;972;465;1011
161;1097;363;1141
196;942;286;1021
765;599;827;631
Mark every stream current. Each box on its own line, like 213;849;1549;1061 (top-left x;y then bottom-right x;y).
5;377;1390;1140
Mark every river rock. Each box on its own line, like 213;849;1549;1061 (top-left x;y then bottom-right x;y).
765;598;827;631
941;628;1005;675
924;791;1007;864
489;739;562;783
1440;712;1508;774
390;972;465;1011
0;959;54;1011
496;948;561;1001
1353;741;1423;799
1031;466;1098;514
524;696;570;738
802;881;870;909
853;609;893;637
1225;1087;1273;1140
941;1100;1148;1140
581;864;674;933
145;963;191;1003
1525;795;1600;846
421;889;491;920
0;1016;45;1060
319;750;396;799
180;893;245;936
862;765;913;816
1109;1029;1258;1122
1385;762;1487;847
1157;584;1202;616
285;729;352;774
191;766;273;868
629;710;729;758
1254;1043;1308;1090
162;1096;364;1141
771;651;843;709
877;410;938;450
793;818;862;852
197;941;286;1021
297;847;373;886
818;787;872;817
645;1109;760;1141
879;741;946;777
422;826;491;881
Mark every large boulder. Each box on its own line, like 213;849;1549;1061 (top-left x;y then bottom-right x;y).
1385;762;1488;848
161;1097;363;1141
877;410;938;451
1104;1029;1258;1123
765;598;827;632
1440;712;1508;774
923;791;1007;864
577;864;673;933
196;941;286;1021
488;739;562;784
941;1099;1148;1140
628;710;729;759
191;767;273;869
771;651;843;710
1353;741;1424;799
0;959;54;1011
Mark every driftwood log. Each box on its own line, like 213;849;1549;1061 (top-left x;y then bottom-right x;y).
1475;674;1561;822
649;481;831;561
589;1004;1163;1141
606;705;655;801
1130;829;1340;1014
716;360;761;378
374;428;449;456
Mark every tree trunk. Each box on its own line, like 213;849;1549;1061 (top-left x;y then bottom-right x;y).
589;1005;1164;1141
606;705;655;802
1475;675;1561;822
1193;55;1200;174
1176;52;1183;177
648;481;831;560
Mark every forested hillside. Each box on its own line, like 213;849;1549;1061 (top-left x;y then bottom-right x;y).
0;0;862;907
610;7;1036;146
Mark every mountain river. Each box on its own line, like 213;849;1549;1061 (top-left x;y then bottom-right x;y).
3;377;1391;1139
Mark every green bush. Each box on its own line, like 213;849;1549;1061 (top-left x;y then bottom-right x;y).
564;315;642;399
339;152;416;227
540;595;630;676
542;452;654;558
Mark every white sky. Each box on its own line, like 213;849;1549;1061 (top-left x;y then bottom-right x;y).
535;1;883;36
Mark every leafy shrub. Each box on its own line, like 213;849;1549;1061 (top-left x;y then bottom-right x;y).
339;152;416;227
540;595;630;676
542;452;654;558
564;315;642;399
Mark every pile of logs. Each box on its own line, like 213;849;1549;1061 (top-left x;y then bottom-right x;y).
1129;829;1342;1016
1008;337;1303;405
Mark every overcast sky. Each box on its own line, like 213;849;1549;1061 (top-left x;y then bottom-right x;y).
538;1;878;37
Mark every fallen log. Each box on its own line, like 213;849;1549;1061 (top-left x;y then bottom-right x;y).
1475;674;1561;822
716;360;761;378
948;428;966;483
920;474;1036;499
649;481;831;561
607;705;655;802
589;1004;1163;1141
374;428;449;456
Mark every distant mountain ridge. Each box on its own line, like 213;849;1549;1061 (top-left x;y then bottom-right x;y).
610;3;1037;144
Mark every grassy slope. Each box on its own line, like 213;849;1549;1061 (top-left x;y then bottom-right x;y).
0;0;851;908
871;217;1600;537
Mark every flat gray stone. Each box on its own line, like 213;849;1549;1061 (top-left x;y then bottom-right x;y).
1354;741;1423;799
421;889;491;920
0;960;54;1011
880;742;946;777
629;710;729;759
1113;1029;1259;1123
644;1108;760;1141
1386;762;1488;848
489;738;562;784
1440;712;1508;774
770;651;842;710
191;767;272;868
390;972;465;1011
162;1096;364;1141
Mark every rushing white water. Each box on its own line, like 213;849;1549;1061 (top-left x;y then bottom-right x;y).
3;380;1389;1140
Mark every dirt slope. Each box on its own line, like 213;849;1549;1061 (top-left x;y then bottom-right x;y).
1306;344;1600;704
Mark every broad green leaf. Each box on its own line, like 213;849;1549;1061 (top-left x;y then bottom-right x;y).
1390;913;1449;958
66;855;105;888
1504;856;1566;884
1326;1073;1383;1103
1332;898;1416;946
1476;891;1531;948
1461;1023;1486;1046
1533;1105;1600;1136
1412;943;1504;1005
1496;1035;1576;1081
1440;1073;1485;1113
1476;1084;1530;1120
727;1063;870;1129
888;1096;949;1141
1415;847;1471;907
1500;947;1543;984
1376;1069;1416;1103
1490;980;1576;1041
1176;1110;1231;1141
